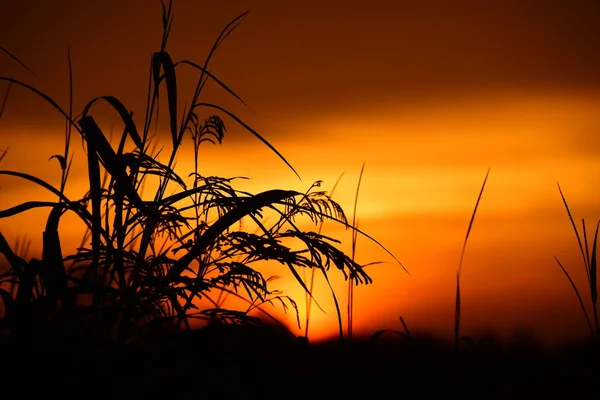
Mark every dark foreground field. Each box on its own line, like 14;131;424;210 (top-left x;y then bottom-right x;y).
2;324;599;399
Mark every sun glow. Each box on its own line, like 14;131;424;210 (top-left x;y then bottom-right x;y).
1;88;600;344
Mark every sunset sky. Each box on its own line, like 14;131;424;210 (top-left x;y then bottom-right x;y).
1;0;600;345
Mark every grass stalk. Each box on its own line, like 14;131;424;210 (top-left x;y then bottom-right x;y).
348;163;365;341
454;167;490;348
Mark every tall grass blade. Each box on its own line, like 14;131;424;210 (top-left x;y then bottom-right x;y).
85;130;102;307
59;47;74;196
557;183;591;283
0;77;77;127
348;163;365;341
0;201;65;219
176;60;248;107
320;267;345;342
0;171;69;201
152;52;178;149
555;256;594;336
454;273;461;348
583;219;590;271
0;47;39;78
0;81;12;121
399;316;412;339
591;221;599;335
454;167;490;348
41;204;68;305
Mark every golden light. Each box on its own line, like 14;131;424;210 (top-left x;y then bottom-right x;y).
1;84;600;345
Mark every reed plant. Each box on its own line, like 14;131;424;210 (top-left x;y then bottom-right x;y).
0;0;403;346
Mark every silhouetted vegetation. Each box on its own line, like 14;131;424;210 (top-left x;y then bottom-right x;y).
0;1;402;349
554;184;599;339
0;1;599;398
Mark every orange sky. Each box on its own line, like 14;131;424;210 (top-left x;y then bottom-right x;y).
1;0;600;346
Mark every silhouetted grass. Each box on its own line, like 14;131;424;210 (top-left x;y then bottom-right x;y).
347;163;365;341
454;167;490;348
554;183;599;339
0;2;599;398
0;0;404;349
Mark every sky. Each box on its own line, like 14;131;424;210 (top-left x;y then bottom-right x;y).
1;0;600;346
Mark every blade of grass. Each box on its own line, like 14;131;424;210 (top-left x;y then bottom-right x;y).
152;52;178;150
85;128;102;309
557;183;591;283
555;256;594;335
0;47;39;78
59;47;74;197
0;81;12;121
454;167;490;348
590;221;600;338
41;204;69;307
348;162;365;341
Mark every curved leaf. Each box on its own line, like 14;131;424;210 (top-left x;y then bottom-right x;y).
80;96;143;150
167;189;300;279
193;102;301;181
0;77;78;129
152;52;178;148
49;154;67;171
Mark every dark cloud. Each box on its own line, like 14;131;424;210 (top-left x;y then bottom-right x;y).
1;0;599;139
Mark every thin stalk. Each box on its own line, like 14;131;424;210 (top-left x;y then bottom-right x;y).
60;48;74;197
348;163;365;341
454;167;490;348
304;171;345;339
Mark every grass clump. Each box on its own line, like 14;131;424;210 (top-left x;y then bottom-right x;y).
554;183;599;340
0;0;404;348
